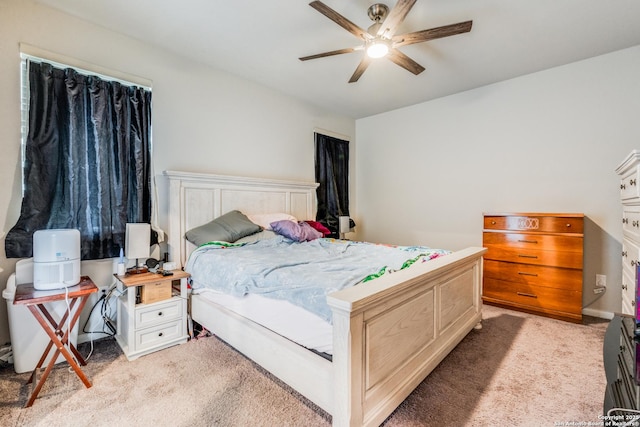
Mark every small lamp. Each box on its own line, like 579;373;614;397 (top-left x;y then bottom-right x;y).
339;216;351;240
125;223;150;274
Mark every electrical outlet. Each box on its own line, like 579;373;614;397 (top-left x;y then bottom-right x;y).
596;274;606;288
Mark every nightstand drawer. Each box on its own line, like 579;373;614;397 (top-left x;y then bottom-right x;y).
135;319;183;351
135;299;182;328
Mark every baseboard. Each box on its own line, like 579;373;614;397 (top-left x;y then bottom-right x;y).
582;307;614;320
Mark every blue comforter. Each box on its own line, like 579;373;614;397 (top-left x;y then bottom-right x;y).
185;236;450;323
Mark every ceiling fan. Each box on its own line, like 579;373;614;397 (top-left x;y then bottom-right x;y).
299;0;472;83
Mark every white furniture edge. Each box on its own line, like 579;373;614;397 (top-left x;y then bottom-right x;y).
164;170;486;427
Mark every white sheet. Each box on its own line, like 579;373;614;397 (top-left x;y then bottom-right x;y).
193;288;333;355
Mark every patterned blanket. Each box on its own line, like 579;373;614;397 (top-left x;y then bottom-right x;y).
185;236;450;323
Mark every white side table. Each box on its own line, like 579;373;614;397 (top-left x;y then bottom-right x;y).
114;270;190;360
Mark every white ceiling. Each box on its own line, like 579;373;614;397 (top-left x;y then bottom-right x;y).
37;0;640;119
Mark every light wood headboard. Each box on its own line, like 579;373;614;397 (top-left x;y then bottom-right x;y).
163;170;319;267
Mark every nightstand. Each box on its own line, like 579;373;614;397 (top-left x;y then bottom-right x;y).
114;270;190;360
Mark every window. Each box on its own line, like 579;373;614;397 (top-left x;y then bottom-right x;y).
314;132;353;237
5;56;157;260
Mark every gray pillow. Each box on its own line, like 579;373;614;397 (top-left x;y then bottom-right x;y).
185;210;261;246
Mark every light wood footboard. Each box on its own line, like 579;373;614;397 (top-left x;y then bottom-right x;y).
328;247;486;427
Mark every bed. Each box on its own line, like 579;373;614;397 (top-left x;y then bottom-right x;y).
164;170;486;427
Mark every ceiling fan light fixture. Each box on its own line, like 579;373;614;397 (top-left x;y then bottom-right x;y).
366;39;390;58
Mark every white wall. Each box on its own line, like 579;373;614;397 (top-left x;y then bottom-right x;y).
356;45;640;318
0;0;355;344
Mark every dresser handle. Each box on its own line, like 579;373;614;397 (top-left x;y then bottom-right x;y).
634;220;640;228
518;254;538;259
623;251;628;257
631;179;637;186
518;272;538;277
633;300;636;307
623;218;629;224
621;184;627;190
517;292;537;298
518;239;538;244
622;284;628;290
632;260;637;266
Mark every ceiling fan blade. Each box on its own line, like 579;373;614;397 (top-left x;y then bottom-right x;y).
309;1;372;41
348;56;372;83
377;0;416;38
299;47;359;61
393;20;472;47
387;49;425;75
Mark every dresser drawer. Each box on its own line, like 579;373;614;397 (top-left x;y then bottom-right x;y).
622;266;636;316
484;260;582;291
483;244;583;269
622;239;640;279
483;278;582;315
484;215;583;234
623;208;640;241
619;164;640;203
135;319;184;352
135;298;182;328
482;232;583;253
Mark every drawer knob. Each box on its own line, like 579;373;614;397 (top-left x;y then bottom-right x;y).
566;223;571;228
517;292;538;298
621;184;626;190
158;332;164;337
631;179;637;186
158;311;163;316
518;272;539;277
491;220;496;225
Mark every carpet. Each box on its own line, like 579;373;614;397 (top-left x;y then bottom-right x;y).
0;305;608;426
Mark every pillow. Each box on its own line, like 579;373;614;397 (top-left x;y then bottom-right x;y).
247;213;298;230
185;210;262;246
235;229;279;244
270;220;323;242
304;220;331;237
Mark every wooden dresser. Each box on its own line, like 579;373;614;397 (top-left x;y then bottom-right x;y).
616;150;640;316
482;212;584;323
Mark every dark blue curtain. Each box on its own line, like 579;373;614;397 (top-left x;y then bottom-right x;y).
5;60;154;260
314;132;353;237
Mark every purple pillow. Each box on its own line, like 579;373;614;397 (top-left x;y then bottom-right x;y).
270;220;322;242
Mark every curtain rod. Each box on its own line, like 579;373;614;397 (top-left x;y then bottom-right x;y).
20;43;153;90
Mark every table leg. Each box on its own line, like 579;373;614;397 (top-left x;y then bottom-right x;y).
24;296;92;407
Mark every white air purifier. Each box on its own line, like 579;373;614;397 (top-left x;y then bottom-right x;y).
33;229;81;290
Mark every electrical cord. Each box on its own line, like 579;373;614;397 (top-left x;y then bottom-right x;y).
81;282;118;360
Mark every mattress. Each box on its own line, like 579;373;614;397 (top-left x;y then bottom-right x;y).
193;288;334;354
